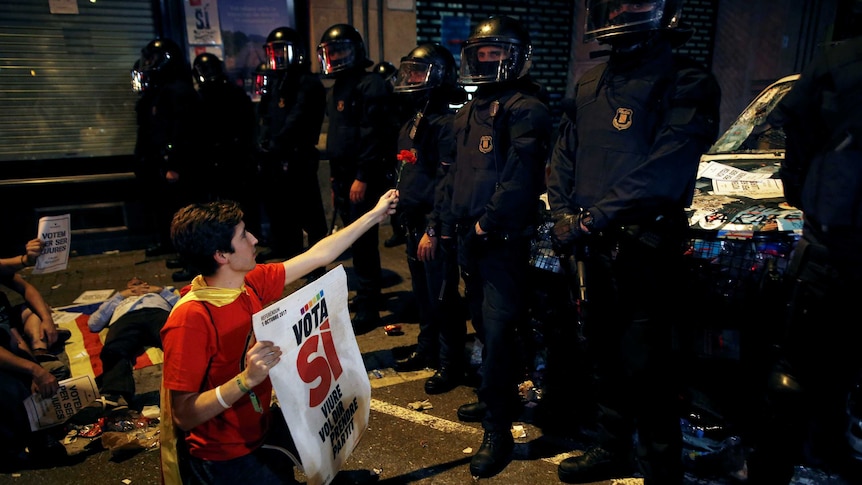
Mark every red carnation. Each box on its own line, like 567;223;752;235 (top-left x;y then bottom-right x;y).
397;149;417;164
395;149;417;190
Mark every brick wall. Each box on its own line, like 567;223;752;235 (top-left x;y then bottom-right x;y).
712;0;836;131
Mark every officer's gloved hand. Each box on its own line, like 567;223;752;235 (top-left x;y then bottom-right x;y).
438;235;456;255
551;209;582;249
462;228;488;260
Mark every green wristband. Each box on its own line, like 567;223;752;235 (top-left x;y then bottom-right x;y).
236;375;251;393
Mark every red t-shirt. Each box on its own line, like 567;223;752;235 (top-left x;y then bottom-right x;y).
161;263;286;461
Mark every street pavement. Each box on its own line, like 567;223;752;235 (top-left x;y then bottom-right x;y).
3;224;793;485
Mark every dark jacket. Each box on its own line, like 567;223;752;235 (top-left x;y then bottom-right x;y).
547;40;720;231
325;67;393;184
134;77;201;178
258;68;325;162
197;80;256;188
776;35;862;234
395;100;456;230
442;79;551;237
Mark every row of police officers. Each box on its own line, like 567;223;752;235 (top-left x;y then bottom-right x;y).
131;0;862;483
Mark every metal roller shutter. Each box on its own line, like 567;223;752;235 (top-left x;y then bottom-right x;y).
0;0;156;164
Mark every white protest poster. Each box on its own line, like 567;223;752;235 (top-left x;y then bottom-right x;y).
712;178;785;199
253;265;370;485
73;289;116;304
185;0;223;45
33;214;71;274
24;375;100;431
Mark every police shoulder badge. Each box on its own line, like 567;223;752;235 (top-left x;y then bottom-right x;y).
612;107;633;131
479;135;493;154
337;100;345;112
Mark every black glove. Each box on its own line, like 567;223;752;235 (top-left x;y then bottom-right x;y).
438;235;456;255
461;228;489;260
551;210;582;248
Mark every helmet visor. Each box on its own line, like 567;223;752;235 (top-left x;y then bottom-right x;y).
265;41;298;71
584;0;667;42
192;60;223;87
317;39;355;75
459;42;526;85
254;71;270;96
393;60;438;93
130;67;144;94
139;49;171;73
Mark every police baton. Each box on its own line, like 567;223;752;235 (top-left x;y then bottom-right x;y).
559;243;588;345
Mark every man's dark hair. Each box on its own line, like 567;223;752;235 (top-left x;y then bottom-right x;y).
170;200;244;276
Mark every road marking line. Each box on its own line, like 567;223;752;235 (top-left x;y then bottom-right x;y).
367;368;434;388
368;398;587;466
370;398;481;436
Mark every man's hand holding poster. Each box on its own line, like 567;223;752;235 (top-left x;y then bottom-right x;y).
33;214;71;274
253;265;370;485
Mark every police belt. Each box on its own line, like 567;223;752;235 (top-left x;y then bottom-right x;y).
455;220;534;241
587;215;686;250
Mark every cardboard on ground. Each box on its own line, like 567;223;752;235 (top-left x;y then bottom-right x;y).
73;289;115;304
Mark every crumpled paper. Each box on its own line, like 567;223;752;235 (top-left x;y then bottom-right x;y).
407;399;433;411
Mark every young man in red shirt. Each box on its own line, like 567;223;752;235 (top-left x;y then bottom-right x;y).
160;189;397;483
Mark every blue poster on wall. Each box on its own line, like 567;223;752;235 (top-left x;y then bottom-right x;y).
217;0;294;93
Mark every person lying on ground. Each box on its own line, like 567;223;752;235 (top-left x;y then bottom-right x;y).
72;277;179;422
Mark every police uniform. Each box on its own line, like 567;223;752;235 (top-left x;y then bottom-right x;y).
752;34;862;483
258;67;328;258
443;79;551;433
547;39;720;483
395;103;465;376
134;75;203;251
197;74;256;205
325;67;392;322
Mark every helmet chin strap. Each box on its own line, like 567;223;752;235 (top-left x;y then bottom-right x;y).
408;98;430;140
608;31;657;54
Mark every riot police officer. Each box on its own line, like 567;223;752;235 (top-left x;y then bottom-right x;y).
547;1;720;482
191;53;256;207
750;14;862;483
439;16;551;478
258;27;328;266
134;38;203;275
390;43;469;392
318;24;393;329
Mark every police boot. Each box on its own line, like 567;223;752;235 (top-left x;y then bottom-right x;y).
559;404;635;483
457;401;487;422
558;445;633;483
636;438;683;485
469;430;514;478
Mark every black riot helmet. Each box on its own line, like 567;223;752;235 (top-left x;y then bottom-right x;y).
393;43;458;94
192;53;227;88
264;26;307;71
459;16;532;85
584;0;686;46
139;38;186;88
317;24;374;76
373;61;398;83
